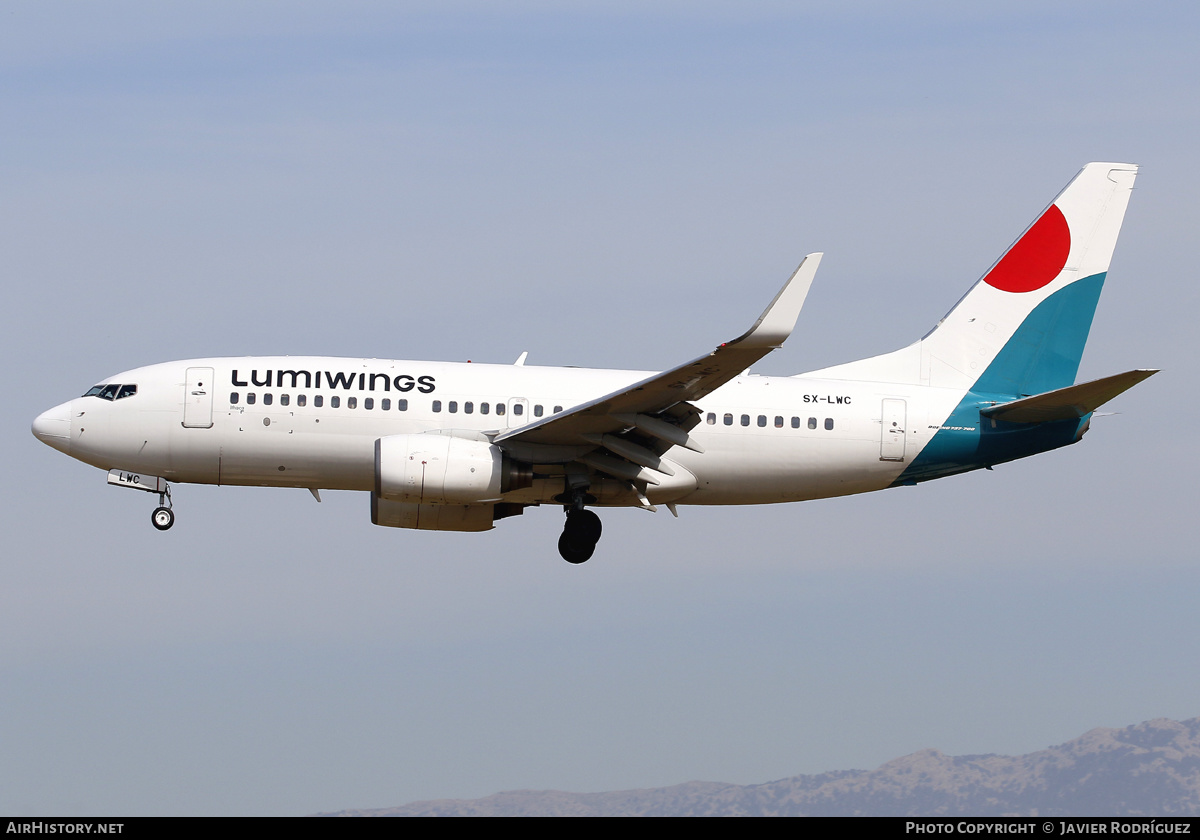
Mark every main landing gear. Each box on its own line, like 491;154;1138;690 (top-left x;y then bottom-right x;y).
557;483;602;563
559;509;602;563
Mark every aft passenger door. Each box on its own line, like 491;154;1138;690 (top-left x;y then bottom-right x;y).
182;367;215;429
879;398;906;462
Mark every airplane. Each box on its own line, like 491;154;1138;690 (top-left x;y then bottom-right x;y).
32;162;1156;563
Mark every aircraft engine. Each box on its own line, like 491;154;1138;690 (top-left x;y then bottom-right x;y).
374;434;531;506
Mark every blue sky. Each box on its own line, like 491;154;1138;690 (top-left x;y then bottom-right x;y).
4;1;1198;815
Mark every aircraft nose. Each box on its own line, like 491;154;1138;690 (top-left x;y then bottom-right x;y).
32;401;72;454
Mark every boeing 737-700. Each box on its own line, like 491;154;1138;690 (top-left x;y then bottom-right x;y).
32;162;1156;562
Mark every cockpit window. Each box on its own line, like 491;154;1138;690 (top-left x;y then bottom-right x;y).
83;383;138;400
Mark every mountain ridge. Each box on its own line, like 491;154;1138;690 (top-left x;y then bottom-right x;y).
315;716;1200;816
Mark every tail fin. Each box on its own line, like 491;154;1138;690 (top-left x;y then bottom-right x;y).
805;163;1138;396
923;162;1138;396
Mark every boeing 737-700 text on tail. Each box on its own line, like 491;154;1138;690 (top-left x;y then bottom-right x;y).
33;163;1156;562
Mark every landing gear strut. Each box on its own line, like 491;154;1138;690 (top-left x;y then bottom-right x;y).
558;490;602;564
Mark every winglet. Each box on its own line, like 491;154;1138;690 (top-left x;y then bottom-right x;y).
732;252;822;349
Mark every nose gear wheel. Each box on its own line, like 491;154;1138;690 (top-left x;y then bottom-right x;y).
152;506;175;530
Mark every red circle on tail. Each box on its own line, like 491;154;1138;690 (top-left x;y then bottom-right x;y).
982;204;1071;293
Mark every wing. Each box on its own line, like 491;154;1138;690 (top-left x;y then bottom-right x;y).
494;253;822;476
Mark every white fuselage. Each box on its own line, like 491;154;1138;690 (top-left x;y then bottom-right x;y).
41;356;964;508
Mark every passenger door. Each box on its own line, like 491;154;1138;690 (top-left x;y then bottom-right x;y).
879;398;906;462
182;367;215;429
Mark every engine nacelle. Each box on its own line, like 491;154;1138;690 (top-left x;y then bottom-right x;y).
374;434;530;505
371;495;496;532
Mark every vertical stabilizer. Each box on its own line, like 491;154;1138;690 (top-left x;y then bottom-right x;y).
921;162;1138;396
801;163;1138;393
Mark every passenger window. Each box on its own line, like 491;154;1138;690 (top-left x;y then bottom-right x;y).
331;396;340;408
397;399;407;411
706;413;716;425
481;402;490;414
825;418;834;430
449;401;458;413
247;393;256;405
496;403;506;416
364;398;373;410
757;415;766;427
314;395;323;408
263;393;273;406
775;416;784;428
724;413;733;426
791;416;800;429
297;394;307;407
347;397;357;409
280;394;289;406
534;405;543;417
513;403;523;416
465;402;474;414
381;398;390;410
432;400;442;413
554;406;563;413
808;417;817;429
741;414;750;426
230;392;240;405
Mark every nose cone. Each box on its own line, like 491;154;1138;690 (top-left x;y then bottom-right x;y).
33;401;72;454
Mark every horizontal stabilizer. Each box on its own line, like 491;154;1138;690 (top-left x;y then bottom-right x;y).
980;369;1158;423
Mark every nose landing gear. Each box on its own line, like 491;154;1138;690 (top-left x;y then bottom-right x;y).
150;484;174;531
105;469;176;531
